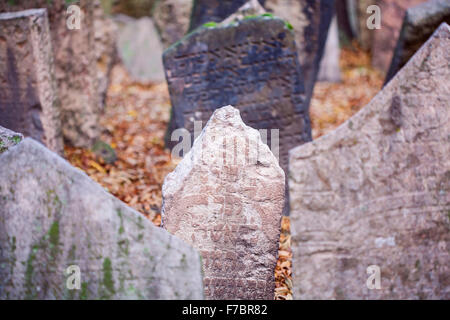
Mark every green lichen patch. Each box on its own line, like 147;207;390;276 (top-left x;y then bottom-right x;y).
102;258;115;299
202;21;217;28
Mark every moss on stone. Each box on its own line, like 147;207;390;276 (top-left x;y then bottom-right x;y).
102;258;115;298
202;21;217;28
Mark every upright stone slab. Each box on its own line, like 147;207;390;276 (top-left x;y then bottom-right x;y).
189;0;266;31
162;106;285;300
265;0;334;107
0;9;63;155
289;24;450;299
0;126;23;154
153;0;193;49
0;138;203;300
0;0;101;148
317;15;341;82
371;0;428;73
94;0;118;107
385;0;450;83
117;17;165;83
163;16;310;178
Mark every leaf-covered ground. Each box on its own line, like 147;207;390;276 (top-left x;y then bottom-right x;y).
65;44;383;300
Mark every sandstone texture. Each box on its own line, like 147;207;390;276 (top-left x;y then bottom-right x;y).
152;0;193;49
0;9;63;155
0;126;23;154
162;106;285;299
289;23;450;299
0;138;204;300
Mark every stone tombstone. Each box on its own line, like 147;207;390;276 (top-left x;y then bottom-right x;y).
162;106;285;300
371;0;428;74
0;125;23;154
188;0;266;32
94;0;118;107
0;138;204;300
289;23;450;299
264;0;335;107
163;16;310;179
0;0;101;148
117;17;165;83
152;0;193;49
385;0;450;84
317;15;341;82
0;9;63;155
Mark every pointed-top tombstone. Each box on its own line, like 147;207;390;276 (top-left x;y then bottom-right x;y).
162;106;285;299
289;23;450;299
0;138;204;300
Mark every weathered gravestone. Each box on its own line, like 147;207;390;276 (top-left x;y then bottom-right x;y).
117;17;165;83
163;16;310;180
0;9;63;155
94;0;118;107
385;0;450;84
0;138;204;299
162;106;285;299
188;0;266;32
0;125;23;154
264;0;335;107
318;15;341;82
371;0;428;74
289;23;450;299
153;0;193;49
0;0;101;148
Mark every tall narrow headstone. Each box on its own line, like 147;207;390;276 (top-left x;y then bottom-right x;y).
0;0;101;148
318;15;341;82
189;0;266;32
0;138;204;300
289;23;450;299
385;0;450;83
163;16;310;180
0;9;63;155
265;0;335;107
162;106;285;299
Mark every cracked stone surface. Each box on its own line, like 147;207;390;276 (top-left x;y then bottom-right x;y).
289;23;450;299
162;106;285;299
0;138;203;300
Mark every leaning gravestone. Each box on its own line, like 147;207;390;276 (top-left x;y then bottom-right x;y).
0;0;101;148
117;17;165;83
0;126;23;154
162;106;285;299
318;15;341;82
163;16;310;179
289;23;450;299
385;0;450;83
264;0;334;108
0;9;63;155
188;0;266;31
0;138;203;299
